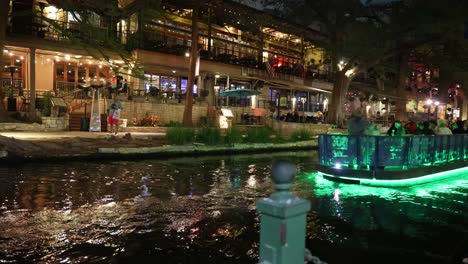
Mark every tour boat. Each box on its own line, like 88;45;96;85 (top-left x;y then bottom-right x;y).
317;134;468;187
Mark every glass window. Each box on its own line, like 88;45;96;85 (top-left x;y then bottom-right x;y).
180;78;187;93
2;56;11;79
67;12;81;22
160;76;169;91
78;64;86;83
89;67;96;79
56;63;65;81
144;74;159;92
67;63;75;82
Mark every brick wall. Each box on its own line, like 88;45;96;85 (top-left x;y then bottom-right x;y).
0;116;69;131
267;119;331;137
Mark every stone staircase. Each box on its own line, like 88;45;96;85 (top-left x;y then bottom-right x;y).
66;97;90;131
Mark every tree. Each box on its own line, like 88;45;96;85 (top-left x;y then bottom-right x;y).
262;0;468;125
182;1;201;127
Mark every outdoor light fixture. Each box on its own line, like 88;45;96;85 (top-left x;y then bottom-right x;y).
185;51;190;57
434;101;440;106
335;163;342;169
3;49;8;53
65;54;71;60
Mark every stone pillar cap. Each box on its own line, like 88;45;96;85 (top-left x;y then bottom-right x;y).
271;160;296;191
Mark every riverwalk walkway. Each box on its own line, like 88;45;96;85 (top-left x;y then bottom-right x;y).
0;131;318;162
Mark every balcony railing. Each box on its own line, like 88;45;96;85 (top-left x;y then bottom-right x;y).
8;17;111;45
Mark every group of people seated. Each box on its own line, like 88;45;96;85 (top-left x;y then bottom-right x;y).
272;110;325;124
347;108;468;136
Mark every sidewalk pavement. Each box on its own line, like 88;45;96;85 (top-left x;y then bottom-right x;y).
0;131;165;140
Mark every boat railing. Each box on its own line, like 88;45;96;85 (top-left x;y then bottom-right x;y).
318;134;468;169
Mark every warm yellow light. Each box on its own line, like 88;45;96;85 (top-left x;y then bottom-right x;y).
65;54;71;60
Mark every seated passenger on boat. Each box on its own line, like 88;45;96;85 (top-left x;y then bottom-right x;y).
387;120;406;136
435;119;453;135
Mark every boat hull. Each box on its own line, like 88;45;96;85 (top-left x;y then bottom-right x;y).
318;134;468;187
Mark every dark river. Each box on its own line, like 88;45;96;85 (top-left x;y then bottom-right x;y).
0;151;467;264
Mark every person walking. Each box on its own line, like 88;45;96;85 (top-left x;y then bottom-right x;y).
108;95;123;135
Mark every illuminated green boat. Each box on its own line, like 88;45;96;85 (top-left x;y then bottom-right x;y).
317;134;468;187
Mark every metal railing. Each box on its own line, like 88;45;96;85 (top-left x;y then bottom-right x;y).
319;134;468;169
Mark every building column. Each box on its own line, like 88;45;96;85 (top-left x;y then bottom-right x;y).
29;47;36;117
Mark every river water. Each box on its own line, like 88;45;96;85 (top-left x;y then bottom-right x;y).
0;151;467;264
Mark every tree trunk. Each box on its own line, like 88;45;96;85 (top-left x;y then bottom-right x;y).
394;53;409;121
327;71;350;126
183;2;200;126
205;76;216;122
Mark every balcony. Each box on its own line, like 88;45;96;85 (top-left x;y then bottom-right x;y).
7;17;111;47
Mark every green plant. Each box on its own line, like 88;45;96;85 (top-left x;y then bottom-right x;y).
165;121;183;127
196;126;222;145
245;127;276;143
166;126;196;145
42;92;52;117
224;126;243;145
290;129;313;141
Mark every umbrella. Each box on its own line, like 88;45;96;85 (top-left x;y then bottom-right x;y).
219;88;261;110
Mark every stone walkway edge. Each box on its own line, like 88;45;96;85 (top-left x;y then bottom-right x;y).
98;140;318;156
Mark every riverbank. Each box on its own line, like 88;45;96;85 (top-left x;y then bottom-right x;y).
0;132;318;163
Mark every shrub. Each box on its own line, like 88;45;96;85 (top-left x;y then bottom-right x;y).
224;126;243;145
166;127;196;145
196;126;223;145
245;127;276;143
290;129;313;141
42;92;52;117
165;121;183;127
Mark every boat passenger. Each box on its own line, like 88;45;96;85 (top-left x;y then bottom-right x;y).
435;119;453;135
387;120;406;136
451;120;465;134
347;108;369;135
365;123;381;136
404;121;417;134
413;122;425;135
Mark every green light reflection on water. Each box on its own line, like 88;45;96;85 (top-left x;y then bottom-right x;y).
300;171;468;202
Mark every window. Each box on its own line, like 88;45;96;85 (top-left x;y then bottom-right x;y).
78;64;86;83
180;78;187;93
56;63;65;81
67;63;75;82
144;74;160;92
89;67;96;78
